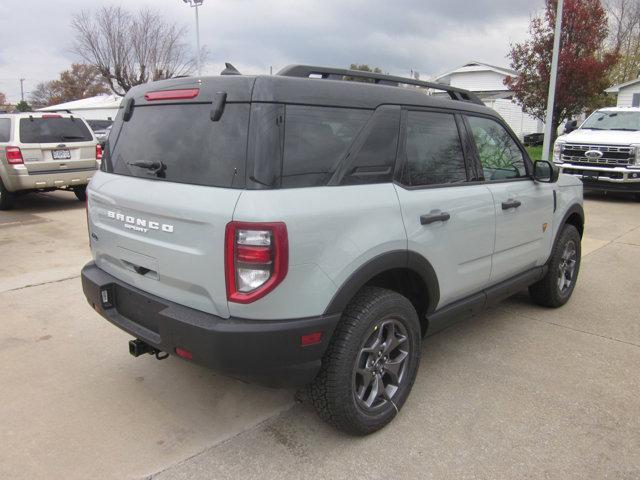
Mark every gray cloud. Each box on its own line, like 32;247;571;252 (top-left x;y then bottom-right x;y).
0;0;543;102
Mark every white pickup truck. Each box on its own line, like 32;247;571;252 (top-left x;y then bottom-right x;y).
553;107;640;200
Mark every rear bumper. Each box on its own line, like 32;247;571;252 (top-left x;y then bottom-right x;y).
3;165;96;192
81;262;340;387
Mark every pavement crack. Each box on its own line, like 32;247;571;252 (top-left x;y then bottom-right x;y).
1;275;80;293
502;308;640;349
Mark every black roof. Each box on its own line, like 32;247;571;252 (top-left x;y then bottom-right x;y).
124;65;498;118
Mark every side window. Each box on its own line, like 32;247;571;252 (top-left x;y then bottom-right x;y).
403;111;467;186
0;119;11;142
282;106;370;188
467;116;527;181
341;108;400;185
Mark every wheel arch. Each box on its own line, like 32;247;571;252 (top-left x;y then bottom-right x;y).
323;250;440;335
548;203;584;262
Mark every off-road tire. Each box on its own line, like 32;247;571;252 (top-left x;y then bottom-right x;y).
74;186;87;202
529;224;581;308
309;287;421;435
0;178;15;210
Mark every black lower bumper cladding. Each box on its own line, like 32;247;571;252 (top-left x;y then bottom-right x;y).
81;262;340;387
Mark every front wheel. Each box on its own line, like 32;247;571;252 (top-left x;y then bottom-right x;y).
529;224;581;307
309;287;421;435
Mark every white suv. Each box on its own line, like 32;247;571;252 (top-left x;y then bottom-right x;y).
553;107;640;199
0;112;101;209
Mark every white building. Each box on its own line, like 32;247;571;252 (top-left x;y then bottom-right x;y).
605;78;640;107
431;61;544;139
38;94;122;121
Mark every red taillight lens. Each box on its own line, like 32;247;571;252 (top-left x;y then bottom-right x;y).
95;143;102;160
41;114;61;118
6;147;23;165
225;221;288;304
144;88;200;101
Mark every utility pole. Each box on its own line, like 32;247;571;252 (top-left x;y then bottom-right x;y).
182;0;204;76
19;78;25;102
541;0;564;161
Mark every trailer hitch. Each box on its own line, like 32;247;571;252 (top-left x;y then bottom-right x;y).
129;339;168;360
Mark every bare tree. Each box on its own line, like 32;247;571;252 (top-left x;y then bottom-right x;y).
607;0;640;83
71;6;198;96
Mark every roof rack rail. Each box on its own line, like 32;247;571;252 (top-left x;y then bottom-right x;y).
277;65;484;105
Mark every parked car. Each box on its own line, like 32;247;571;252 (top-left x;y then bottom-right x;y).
0;112;101;209
553;107;640;200
81;65;584;435
523;132;544;147
86;119;113;147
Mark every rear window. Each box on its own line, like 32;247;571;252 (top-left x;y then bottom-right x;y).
86;120;113;131
0;118;10;142
103;103;249;188
19;117;93;143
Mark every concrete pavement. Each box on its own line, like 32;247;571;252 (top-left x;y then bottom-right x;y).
1;190;639;479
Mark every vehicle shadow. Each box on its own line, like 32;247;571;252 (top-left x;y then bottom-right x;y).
583;190;638;203
8;190;85;215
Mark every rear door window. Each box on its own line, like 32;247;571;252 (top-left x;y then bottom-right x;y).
403;110;467;186
281;106;370;188
0;118;10;142
19;117;93;143
104;103;249;188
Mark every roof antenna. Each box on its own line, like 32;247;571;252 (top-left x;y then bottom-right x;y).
221;63;241;76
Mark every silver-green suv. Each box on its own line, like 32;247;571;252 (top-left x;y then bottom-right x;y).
81;65;585;435
0;112;100;209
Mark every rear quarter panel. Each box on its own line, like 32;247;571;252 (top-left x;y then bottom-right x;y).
230;184;407;320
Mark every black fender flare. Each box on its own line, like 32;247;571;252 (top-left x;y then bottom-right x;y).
323;250;440;316
547;203;585;263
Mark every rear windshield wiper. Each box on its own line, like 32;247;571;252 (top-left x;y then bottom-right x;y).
127;160;167;178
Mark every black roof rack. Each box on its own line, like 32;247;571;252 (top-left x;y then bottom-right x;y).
277;65;484;105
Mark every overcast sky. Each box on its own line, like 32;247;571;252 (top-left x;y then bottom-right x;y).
0;0;545;103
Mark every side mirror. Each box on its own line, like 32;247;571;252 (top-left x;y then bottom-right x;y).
533;160;559;183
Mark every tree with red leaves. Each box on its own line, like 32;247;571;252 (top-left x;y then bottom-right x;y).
506;0;618;141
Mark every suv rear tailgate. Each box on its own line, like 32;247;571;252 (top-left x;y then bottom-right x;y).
88;171;240;318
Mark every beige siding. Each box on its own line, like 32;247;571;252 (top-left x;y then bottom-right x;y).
617;83;640;107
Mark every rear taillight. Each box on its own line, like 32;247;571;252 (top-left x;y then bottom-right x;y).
96;144;102;160
225;221;288;303
6;147;23;165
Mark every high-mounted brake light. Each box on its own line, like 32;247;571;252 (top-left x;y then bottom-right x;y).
225;221;288;303
41;114;62;118
6;147;23;165
144;89;200;101
95;143;103;160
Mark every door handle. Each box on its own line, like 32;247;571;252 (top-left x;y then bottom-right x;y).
420;211;451;225
501;199;521;210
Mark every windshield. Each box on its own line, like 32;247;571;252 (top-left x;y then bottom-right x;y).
581;111;640;131
19;117;93;143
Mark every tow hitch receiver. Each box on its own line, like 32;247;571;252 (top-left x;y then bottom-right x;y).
129;339;168;360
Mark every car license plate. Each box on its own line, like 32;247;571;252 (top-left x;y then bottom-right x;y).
52;149;71;160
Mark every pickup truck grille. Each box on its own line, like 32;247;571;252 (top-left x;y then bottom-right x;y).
562;144;635;167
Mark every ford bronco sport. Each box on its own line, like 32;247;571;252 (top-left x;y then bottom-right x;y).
553;107;640;199
81;65;584;435
0;112;100;209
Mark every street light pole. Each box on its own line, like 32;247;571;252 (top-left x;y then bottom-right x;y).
541;0;564;161
183;0;204;76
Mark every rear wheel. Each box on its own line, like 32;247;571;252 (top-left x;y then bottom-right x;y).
529;224;581;307
73;186;87;201
309;287;421;435
0;179;15;210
